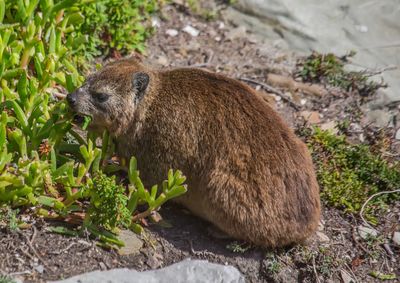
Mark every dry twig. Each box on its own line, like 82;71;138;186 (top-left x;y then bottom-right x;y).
239;77;301;110
20;227;54;271
360;189;400;228
312;255;321;283
50;243;76;255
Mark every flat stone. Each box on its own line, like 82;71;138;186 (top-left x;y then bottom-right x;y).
117;229;143;256
316;231;330;243
358;225;378;240
52;259;245;283
392;231;400;246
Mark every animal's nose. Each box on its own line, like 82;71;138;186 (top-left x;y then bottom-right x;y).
67;91;77;106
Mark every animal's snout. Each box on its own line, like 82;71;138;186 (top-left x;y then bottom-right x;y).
67;89;81;107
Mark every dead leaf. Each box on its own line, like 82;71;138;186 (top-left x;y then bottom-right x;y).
351;257;363;268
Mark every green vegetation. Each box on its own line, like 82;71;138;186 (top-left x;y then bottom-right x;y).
305;127;400;223
297;51;385;96
0;207;19;231
78;0;159;59
0;275;16;283
264;253;281;275
226;241;251;253
0;0;185;247
185;0;217;21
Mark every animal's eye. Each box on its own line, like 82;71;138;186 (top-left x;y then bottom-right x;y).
92;92;109;103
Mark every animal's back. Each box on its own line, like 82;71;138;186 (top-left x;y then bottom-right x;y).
126;68;320;247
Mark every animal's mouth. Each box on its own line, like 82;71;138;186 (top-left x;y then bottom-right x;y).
73;114;85;125
72;114;92;130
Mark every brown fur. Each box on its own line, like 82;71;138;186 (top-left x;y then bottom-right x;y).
68;58;321;247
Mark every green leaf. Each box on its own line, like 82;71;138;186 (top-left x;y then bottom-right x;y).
47;226;79;237
0;0;5;24
369;271;396;280
82;116;91;130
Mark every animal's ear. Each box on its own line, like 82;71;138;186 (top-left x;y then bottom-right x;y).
132;72;150;95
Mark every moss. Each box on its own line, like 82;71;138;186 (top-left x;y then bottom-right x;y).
304;127;400;223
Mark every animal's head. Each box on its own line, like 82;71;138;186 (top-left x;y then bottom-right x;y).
67;57;151;135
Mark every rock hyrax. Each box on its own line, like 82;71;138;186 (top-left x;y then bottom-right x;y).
67;58;321;247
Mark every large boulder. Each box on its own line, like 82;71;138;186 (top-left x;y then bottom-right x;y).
51;259;245;283
223;0;400;104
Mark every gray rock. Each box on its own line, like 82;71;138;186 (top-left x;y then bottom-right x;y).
33;264;44;274
340;269;355;283
51;259;245;283
365;109;393;128
117;229;143;256
358;225;378;240
392;231;400;246
225;0;400;105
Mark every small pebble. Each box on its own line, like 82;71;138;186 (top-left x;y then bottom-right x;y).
183;25;200;37
316;231;330;243
393;231;400;246
358;225;378;240
395;128;400;140
166;29;178;37
34;264;44;274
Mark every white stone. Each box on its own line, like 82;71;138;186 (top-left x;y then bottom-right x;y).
165;29;179;37
151;18;160;28
395;129;400;140
393;231;400;246
182;25;200;37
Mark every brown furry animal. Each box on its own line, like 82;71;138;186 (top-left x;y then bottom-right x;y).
67;58;321;247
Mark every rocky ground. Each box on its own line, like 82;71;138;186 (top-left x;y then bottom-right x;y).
1;2;399;283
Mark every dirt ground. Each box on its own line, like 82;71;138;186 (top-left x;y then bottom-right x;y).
1;3;399;283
